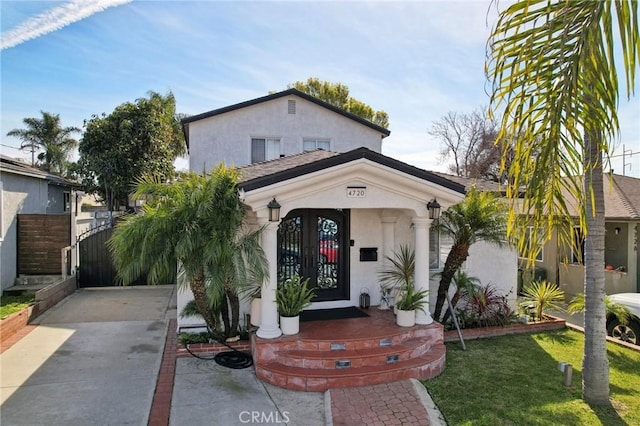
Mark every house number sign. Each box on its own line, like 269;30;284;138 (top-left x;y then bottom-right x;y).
346;186;366;198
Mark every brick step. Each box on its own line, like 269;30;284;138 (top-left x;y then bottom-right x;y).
276;338;431;369
256;343;446;392
254;325;443;361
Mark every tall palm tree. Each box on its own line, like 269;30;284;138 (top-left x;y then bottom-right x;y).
432;188;508;321
7;111;79;175
487;0;638;404
107;165;268;339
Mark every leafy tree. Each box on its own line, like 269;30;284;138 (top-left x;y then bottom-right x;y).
429;108;514;182
6;111;80;175
432;188;508;322
77;91;186;210
107;166;268;339
288;77;389;128
487;0;638;404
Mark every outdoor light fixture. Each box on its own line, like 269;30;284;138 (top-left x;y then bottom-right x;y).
615;227;621;235
427;198;441;220
267;198;281;222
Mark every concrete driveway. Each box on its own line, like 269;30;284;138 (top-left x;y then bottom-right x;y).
0;285;176;426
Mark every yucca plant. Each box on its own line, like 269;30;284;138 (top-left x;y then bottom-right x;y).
568;293;631;326
275;275;315;317
395;286;429;313
378;244;415;293
519;281;565;322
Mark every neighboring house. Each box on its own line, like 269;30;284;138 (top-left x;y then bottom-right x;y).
0;155;79;292
179;90;518;334
521;174;640;297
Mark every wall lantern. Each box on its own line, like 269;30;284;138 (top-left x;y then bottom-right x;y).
615;227;621;235
267;198;281;222
427;198;441;220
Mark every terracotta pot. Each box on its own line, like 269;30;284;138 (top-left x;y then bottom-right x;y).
396;309;416;327
280;315;300;335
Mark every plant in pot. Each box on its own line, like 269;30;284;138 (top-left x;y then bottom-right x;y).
275;275;315;335
241;281;262;327
395;286;429;327
378;245;414;314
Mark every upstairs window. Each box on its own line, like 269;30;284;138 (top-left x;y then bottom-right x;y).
303;139;330;151
251;138;281;163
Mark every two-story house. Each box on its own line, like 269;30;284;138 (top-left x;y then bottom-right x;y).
180;88;518;336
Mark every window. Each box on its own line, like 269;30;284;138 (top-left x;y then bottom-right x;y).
571;226;585;264
429;224;454;270
251;138;281;163
303;139;330;152
63;191;71;212
521;226;543;262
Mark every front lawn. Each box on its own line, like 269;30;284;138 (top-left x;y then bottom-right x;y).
0;295;34;318
424;329;640;425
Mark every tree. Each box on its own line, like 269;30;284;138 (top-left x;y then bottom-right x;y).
77;91;186;210
429;108;513;182
432;188;508;322
288;77;390;128
487;0;639;404
107;166;268;339
6;111;80;175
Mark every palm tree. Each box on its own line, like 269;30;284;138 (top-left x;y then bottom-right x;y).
7;111;79;175
107;165;268;339
432;188;507;321
441;270;481;324
487;0;638;404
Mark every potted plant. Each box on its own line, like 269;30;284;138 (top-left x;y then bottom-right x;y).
241;282;262;327
378;245;414;314
395;286;429;327
275;275;315;335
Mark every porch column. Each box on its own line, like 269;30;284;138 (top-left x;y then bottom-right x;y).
413;217;433;325
257;218;282;339
381;213;397;262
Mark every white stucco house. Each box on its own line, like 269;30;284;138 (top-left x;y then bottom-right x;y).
178;89;518;338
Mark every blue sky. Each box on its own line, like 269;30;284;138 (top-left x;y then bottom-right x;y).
1;0;639;177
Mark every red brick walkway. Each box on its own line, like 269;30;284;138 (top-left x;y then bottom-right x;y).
148;318;177;426
331;380;431;426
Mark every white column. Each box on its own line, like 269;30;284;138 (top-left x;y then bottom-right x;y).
381;213;397;262
257;219;282;339
413;217;433;325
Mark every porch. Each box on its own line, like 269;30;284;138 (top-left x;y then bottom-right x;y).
251;307;445;392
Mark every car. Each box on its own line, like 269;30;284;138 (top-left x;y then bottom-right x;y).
607;293;640;346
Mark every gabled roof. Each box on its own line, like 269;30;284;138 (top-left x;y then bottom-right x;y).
237;147;466;194
0;154;78;187
431;171;505;194
181;88;391;148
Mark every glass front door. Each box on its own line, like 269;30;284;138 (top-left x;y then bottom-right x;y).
277;209;349;301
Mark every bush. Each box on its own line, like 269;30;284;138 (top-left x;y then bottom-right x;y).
456;284;516;328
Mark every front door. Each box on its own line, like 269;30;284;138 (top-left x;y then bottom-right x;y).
278;209;350;301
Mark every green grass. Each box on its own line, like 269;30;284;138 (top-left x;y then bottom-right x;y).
0;295;35;318
424;329;640;425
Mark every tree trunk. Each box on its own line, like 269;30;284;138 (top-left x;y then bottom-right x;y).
226;286;241;338
441;289;462;324
582;129;609;404
220;293;231;338
189;272;220;336
433;244;470;321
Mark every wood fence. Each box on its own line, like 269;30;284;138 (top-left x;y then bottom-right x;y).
17;214;70;275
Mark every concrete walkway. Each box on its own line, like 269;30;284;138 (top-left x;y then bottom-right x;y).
1;286;446;426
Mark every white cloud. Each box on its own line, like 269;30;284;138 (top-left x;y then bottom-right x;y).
0;0;132;50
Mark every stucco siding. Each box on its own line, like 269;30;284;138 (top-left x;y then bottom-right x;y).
188;95;384;172
47;185;68;214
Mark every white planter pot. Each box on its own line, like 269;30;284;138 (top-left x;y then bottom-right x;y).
250;298;261;327
280;315;300;335
396;309;416;327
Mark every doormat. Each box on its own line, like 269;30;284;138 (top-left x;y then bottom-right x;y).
300;306;369;322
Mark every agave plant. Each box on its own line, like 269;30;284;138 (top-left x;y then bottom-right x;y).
519;281;565;322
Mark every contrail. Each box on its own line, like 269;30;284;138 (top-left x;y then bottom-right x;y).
1;0;133;50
